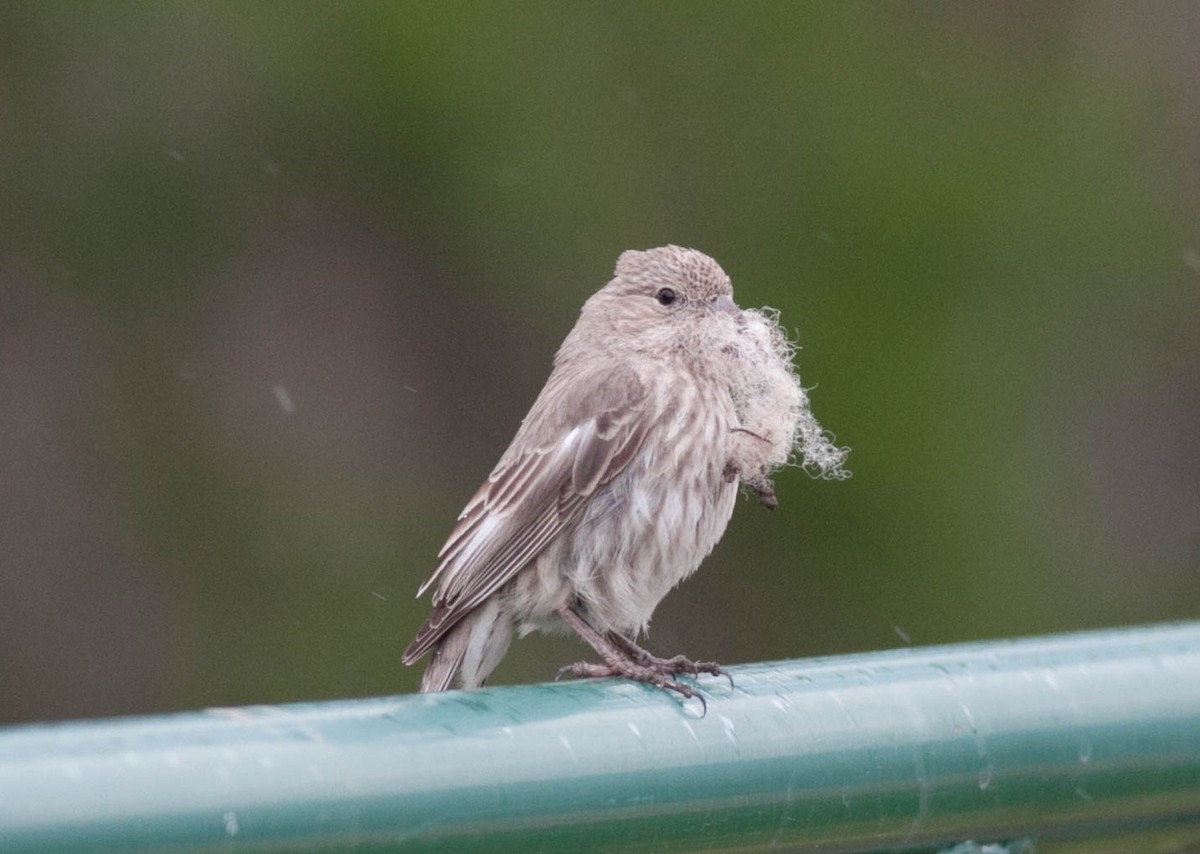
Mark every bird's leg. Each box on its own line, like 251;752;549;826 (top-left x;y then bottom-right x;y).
606;631;733;688
555;606;706;708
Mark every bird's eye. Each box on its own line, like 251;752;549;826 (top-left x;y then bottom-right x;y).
655;288;676;306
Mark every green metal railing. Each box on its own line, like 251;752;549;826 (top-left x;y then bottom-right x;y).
2;622;1199;852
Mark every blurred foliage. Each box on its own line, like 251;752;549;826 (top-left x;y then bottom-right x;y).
1;2;1196;723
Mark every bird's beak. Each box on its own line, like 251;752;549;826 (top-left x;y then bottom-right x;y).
709;294;741;318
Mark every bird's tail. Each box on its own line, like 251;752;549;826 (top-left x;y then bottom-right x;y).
408;598;513;693
418;622;470;693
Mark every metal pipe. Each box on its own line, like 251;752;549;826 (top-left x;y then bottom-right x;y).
2;622;1199;852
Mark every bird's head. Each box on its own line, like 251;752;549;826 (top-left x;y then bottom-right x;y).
570;246;743;360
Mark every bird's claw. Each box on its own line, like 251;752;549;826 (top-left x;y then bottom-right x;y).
605;630;735;691
626;651;734;690
558;659;708;713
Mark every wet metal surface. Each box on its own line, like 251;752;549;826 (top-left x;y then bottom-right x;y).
1;623;1199;851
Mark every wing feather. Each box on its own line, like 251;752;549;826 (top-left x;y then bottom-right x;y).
403;366;650;664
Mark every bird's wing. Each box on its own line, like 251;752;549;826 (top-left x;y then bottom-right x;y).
402;367;652;664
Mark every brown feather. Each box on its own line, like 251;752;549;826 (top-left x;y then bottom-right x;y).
402;363;650;665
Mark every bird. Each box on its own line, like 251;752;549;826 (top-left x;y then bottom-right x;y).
402;245;844;702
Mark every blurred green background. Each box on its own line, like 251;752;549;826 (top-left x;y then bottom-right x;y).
1;3;1197;725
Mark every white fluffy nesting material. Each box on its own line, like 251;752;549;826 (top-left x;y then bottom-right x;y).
723;307;849;505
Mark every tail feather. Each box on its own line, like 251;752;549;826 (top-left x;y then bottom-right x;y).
403;602;452;666
407;598;513;693
419;622;470;693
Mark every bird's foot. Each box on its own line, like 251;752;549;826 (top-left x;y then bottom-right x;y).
607;632;734;688
554;606;728;712
628;650;730;682
557;659;707;712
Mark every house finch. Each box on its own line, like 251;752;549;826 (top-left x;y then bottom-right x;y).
403;246;847;701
